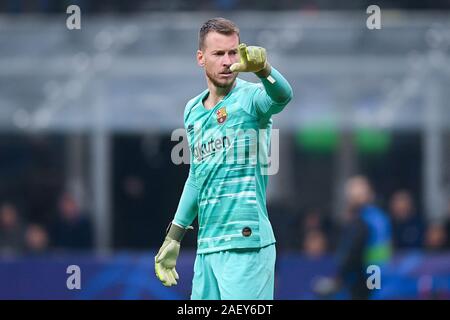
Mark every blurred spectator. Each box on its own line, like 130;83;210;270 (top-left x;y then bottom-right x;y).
294;207;334;251
115;174;154;248
303;209;322;230
0;203;25;255
24;224;49;254
389;190;424;250
302;229;327;258
49;192;93;250
314;175;392;300
424;223;447;253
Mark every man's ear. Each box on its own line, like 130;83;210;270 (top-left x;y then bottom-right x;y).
197;50;205;67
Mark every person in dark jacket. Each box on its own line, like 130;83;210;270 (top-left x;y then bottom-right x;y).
389;190;424;250
314;176;392;300
50;192;93;250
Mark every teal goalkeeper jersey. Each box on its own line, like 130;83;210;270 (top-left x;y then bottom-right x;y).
174;68;293;254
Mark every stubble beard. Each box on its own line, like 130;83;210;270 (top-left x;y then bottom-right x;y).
206;68;237;90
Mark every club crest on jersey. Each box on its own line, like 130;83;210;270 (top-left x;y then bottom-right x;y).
216;107;228;124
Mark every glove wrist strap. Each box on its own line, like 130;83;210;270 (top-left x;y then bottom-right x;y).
255;63;272;79
166;221;193;242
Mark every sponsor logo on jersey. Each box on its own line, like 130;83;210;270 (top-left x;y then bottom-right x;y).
193;136;231;161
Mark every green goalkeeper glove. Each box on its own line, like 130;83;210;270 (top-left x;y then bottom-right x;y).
154;222;191;287
230;43;272;78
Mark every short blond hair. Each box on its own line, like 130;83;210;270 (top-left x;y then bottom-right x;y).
199;17;240;50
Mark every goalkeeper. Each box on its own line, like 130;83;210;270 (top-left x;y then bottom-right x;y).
155;17;293;300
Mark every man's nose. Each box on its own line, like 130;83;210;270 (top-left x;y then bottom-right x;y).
222;53;233;66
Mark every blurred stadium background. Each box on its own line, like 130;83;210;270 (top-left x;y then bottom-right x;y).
1;0;450;299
